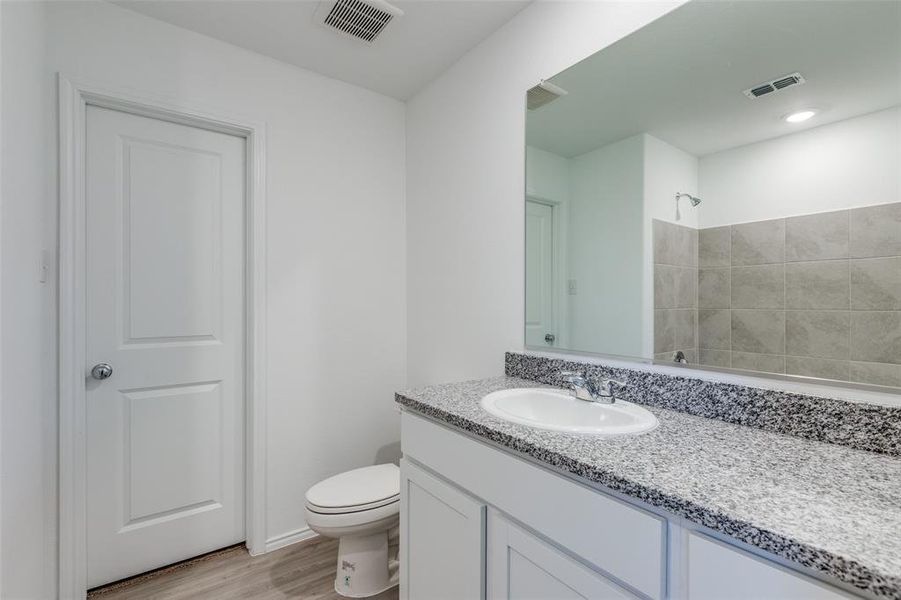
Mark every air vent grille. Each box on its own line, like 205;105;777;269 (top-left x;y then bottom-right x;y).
743;72;806;99
319;0;401;43
527;81;568;110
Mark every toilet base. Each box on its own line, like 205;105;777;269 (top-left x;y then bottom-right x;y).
333;528;399;598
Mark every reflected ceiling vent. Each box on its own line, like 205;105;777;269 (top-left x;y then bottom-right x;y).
314;0;403;43
527;81;568;110
743;72;806;99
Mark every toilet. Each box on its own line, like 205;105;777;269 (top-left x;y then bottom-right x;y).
305;463;400;598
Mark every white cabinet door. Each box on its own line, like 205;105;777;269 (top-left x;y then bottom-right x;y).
85;105;246;587
488;510;638;600
400;459;485;600
685;532;858;600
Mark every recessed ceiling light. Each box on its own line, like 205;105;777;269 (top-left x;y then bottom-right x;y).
784;110;817;123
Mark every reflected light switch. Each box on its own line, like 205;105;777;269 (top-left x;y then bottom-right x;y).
568;279;578;295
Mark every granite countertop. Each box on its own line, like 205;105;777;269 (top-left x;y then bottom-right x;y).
396;376;901;600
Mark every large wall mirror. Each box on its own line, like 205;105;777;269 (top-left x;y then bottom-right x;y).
524;0;901;390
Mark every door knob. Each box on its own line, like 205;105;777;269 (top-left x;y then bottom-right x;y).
544;333;556;344
91;363;113;380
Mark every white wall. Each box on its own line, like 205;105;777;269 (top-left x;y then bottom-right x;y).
1;2;57;598
568;135;644;356
526;146;569;202
406;0;685;387
699;106;901;227
3;1;407;595
643;134;699;229
642;134;698;355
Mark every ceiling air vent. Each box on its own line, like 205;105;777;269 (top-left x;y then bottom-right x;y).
314;0;403;43
527;81;568;110
743;72;806;99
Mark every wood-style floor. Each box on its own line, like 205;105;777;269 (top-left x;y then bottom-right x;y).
87;538;399;600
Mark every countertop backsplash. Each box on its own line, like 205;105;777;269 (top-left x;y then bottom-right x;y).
505;352;901;456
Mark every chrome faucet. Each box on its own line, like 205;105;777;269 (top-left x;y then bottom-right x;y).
560;371;627;404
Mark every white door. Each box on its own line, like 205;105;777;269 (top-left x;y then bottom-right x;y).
487;510;637;600
525;200;556;347
85;105;246;587
400;459;485;600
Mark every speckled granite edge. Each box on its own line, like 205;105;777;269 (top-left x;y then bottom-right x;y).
395;386;901;599
506;352;901;456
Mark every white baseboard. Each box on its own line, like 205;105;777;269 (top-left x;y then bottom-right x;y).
264;526;318;553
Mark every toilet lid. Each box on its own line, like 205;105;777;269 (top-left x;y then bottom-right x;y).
305;463;399;512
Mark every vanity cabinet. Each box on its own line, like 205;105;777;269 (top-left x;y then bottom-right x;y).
400;412;864;600
399;459;485;600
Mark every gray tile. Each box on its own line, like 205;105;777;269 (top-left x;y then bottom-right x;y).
654;309;675;354
850;257;901;310
653;220;674;265
673;309;697;349
674;267;698;309
849;361;901;388
732;351;785;374
698;268;730;309
785;260;849;309
654;220;697;267
785;311;850;360
731;310;785;354
698;310;732;350
850;312;901;365
785;356;850;381
654;265;677;309
698;309;731;350
732;265;784;309
682;348;699;364
655;309;695;354
699;226;730;267
850;202;901;258
677;226;699;268
699;348;731;368
731;219;784;266
785;210;849;262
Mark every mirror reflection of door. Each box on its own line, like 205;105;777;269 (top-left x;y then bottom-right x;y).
525;198;556;347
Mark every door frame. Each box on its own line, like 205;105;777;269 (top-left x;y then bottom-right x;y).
57;74;268;597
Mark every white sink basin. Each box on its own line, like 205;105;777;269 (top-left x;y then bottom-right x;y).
481;388;658;436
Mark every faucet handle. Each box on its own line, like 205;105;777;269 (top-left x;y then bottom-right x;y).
597;379;629;397
560;370;585;382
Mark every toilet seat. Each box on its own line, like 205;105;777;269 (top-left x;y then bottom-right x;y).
305;464;400;531
305;464;399;515
305;498;399;533
307;494;399;514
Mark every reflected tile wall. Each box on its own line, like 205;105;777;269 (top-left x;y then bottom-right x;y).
653;220;698;364
690;202;901;387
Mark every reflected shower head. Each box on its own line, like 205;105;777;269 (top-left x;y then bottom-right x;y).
676;192;701;207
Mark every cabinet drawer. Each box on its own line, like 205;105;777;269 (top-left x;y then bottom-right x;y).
402;412;666;600
686;532;859;600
